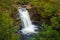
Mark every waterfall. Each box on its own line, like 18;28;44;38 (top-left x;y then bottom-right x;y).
18;7;39;40
18;8;32;28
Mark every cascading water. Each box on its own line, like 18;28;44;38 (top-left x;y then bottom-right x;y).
18;7;39;40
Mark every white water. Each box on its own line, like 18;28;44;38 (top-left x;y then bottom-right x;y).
18;7;38;35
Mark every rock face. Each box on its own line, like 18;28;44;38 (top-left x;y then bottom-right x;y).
28;8;42;25
22;4;32;9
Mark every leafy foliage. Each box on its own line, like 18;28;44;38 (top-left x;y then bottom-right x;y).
0;12;20;40
0;0;60;40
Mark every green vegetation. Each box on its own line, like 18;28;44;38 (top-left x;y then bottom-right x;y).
0;12;20;40
0;0;60;40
